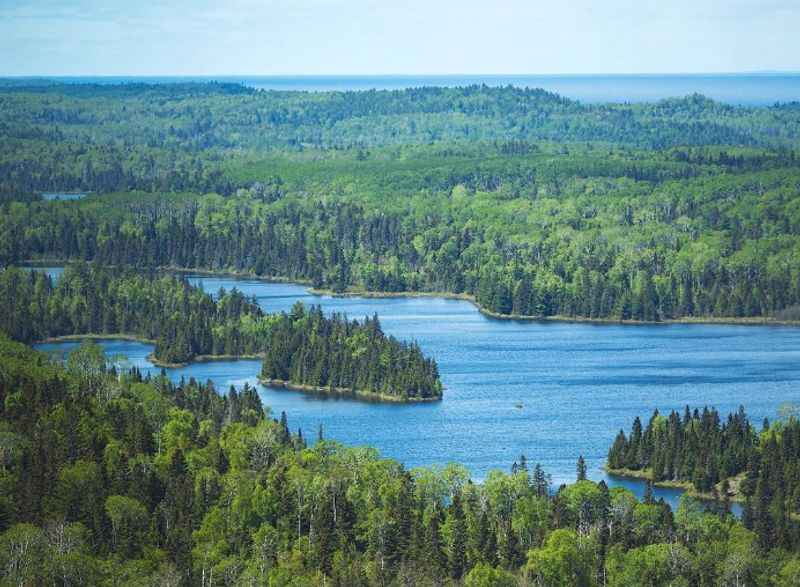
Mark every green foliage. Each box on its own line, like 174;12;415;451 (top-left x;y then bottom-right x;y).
0;336;799;585
0;264;441;399
611;406;800;552
105;495;149;557
259;302;441;400
606;543;694;586
2;83;800;323
525;529;597;587
4;149;800;322
464;562;517;586
2;79;800;585
608;406;756;491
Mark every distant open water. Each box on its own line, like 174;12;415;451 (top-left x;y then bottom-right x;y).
20;73;800;105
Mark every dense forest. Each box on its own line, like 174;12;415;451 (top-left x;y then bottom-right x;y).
607;406;800;550
2;80;800;584
2;82;799;158
607;407;757;491
258;304;441;401
0;264;441;400
1;82;800;322
1;337;799;586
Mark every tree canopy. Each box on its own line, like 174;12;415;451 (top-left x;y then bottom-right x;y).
1;336;799;585
0;263;441;401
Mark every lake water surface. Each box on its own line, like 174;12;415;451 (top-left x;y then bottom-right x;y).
36;273;800;511
43;74;800;105
40;192;87;201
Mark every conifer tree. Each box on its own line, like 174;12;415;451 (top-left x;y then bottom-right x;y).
449;492;467;579
577;455;588;481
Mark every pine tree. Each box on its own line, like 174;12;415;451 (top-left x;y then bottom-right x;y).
279;411;290;444
643;479;654;504
518;454;528;473
426;507;447;573
477;508;496;565
497;520;520;569
512;279;532;315
679;275;694;316
627;417;643;468
608;431;628;469
532;464;550;498
448;492;467;579
576;455;587;481
639;271;658;321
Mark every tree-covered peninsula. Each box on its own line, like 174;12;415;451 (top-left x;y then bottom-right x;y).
607;406;800;549
0;264;442;401
1;337;799;585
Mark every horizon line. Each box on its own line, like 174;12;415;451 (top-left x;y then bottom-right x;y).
2;70;800;79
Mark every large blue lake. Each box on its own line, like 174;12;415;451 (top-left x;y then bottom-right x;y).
43;74;800;105
34;272;800;510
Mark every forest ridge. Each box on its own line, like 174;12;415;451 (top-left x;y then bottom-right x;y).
2;82;800;323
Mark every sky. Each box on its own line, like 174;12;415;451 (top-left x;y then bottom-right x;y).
0;0;797;76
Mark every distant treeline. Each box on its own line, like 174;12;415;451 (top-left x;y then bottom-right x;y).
0;80;797;204
5;159;800;322
0;264;441;400
4;83;800;159
2;81;800;323
608;406;800;549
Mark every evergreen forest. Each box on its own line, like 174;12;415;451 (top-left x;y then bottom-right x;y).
2;79;800;585
1;82;800;322
1;338;799;586
0;264;441;401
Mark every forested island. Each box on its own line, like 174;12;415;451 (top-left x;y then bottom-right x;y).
0;263;442;401
1;337;799;585
1;82;800;323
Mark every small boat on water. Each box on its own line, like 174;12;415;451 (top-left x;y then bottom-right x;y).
514;401;524;409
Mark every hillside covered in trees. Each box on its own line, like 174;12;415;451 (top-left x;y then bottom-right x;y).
1;80;799;584
607;406;800;550
1;336;799;586
1;82;800;323
0;264;441;401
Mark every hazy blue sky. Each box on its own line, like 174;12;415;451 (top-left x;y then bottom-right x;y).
1;0;797;75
